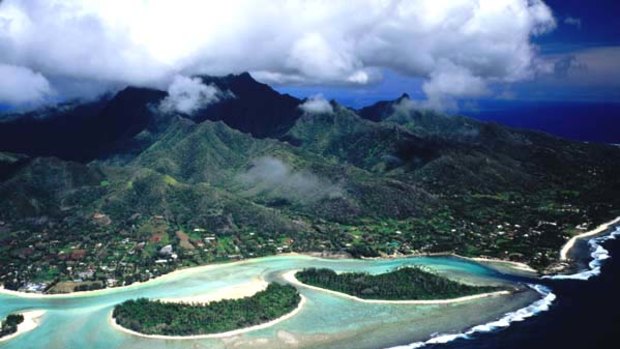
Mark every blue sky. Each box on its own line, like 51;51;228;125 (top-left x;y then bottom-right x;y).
277;0;620;109
0;1;618;112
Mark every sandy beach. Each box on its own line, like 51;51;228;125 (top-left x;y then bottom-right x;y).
109;295;307;340
0;251;532;300
158;278;268;304
362;252;538;275
282;270;511;305
0;310;46;343
468;257;537;273
0;253;306;300
559;216;620;260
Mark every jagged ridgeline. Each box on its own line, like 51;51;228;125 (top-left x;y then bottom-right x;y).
1;73;620;290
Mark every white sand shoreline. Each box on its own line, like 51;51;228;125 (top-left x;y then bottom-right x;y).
2;218;619;301
559;216;620;260
282;270;511;305
158;278;268;304
460;255;537;273
0;251;533;300
0;253;305;300
362;252;537;274
108;295;307;340
0;310;46;343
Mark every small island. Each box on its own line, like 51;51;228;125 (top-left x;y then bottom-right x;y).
296;267;503;300
0;310;45;343
112;283;301;336
0;314;24;339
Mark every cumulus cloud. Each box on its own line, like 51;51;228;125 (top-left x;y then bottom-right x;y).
0;63;53;105
159;75;231;115
239;157;342;202
421;61;490;110
0;0;555;106
299;94;334;115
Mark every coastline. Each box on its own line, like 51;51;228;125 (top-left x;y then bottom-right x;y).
468;257;536;273
158;278;268;304
108;294;307;340
281;270;511;305
6;216;619;302
0;310;46;343
0;252;528;299
390;217;620;348
362;252;538;275
0;253;304;300
559;216;620;260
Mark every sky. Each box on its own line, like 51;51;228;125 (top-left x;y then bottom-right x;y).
279;0;620;108
0;0;618;111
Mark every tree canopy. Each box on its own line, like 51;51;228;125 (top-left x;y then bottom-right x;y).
296;267;502;300
112;282;300;336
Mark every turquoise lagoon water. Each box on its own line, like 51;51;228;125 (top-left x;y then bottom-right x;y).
0;255;537;349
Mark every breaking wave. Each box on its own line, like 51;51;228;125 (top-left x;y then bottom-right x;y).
387;284;556;349
388;223;620;349
544;226;620;281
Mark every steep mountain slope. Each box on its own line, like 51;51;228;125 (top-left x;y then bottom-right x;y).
0;73;303;162
0;88;166;161
0;73;619;292
195;73;302;138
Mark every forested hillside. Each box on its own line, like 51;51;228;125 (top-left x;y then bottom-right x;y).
1;73;619;292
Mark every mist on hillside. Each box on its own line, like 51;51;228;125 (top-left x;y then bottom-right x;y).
238;156;343;203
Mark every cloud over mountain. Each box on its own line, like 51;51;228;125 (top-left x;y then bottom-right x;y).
0;0;555;107
299;95;334;115
159;75;232;116
239;157;343;203
0;63;53;106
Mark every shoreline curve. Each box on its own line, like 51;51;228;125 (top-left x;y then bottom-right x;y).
559;216;620;260
5;215;619;302
282;270;511;305
0;310;46;343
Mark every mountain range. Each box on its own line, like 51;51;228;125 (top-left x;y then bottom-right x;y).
1;73;619;291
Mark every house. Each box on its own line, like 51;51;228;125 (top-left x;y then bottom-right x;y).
21;282;48;293
77;269;95;279
159;245;174;256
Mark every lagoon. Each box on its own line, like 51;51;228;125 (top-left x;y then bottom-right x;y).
0;255;539;349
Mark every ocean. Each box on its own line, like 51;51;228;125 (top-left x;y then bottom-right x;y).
396;227;620;349
1;227;618;349
466;101;620;145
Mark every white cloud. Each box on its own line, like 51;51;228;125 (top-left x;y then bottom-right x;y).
0;63;53;105
564;16;582;29
299;94;334;115
159;75;230;116
547;47;620;86
239;157;342;202
0;0;555;106
496;46;620;102
422;61;490;110
391;97;418;115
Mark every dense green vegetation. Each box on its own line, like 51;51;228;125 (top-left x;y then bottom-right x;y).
296;267;502;300
112;283;300;336
0;314;24;338
1;73;620;292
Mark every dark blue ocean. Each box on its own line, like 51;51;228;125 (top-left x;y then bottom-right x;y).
466;101;620;145
430;238;620;349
